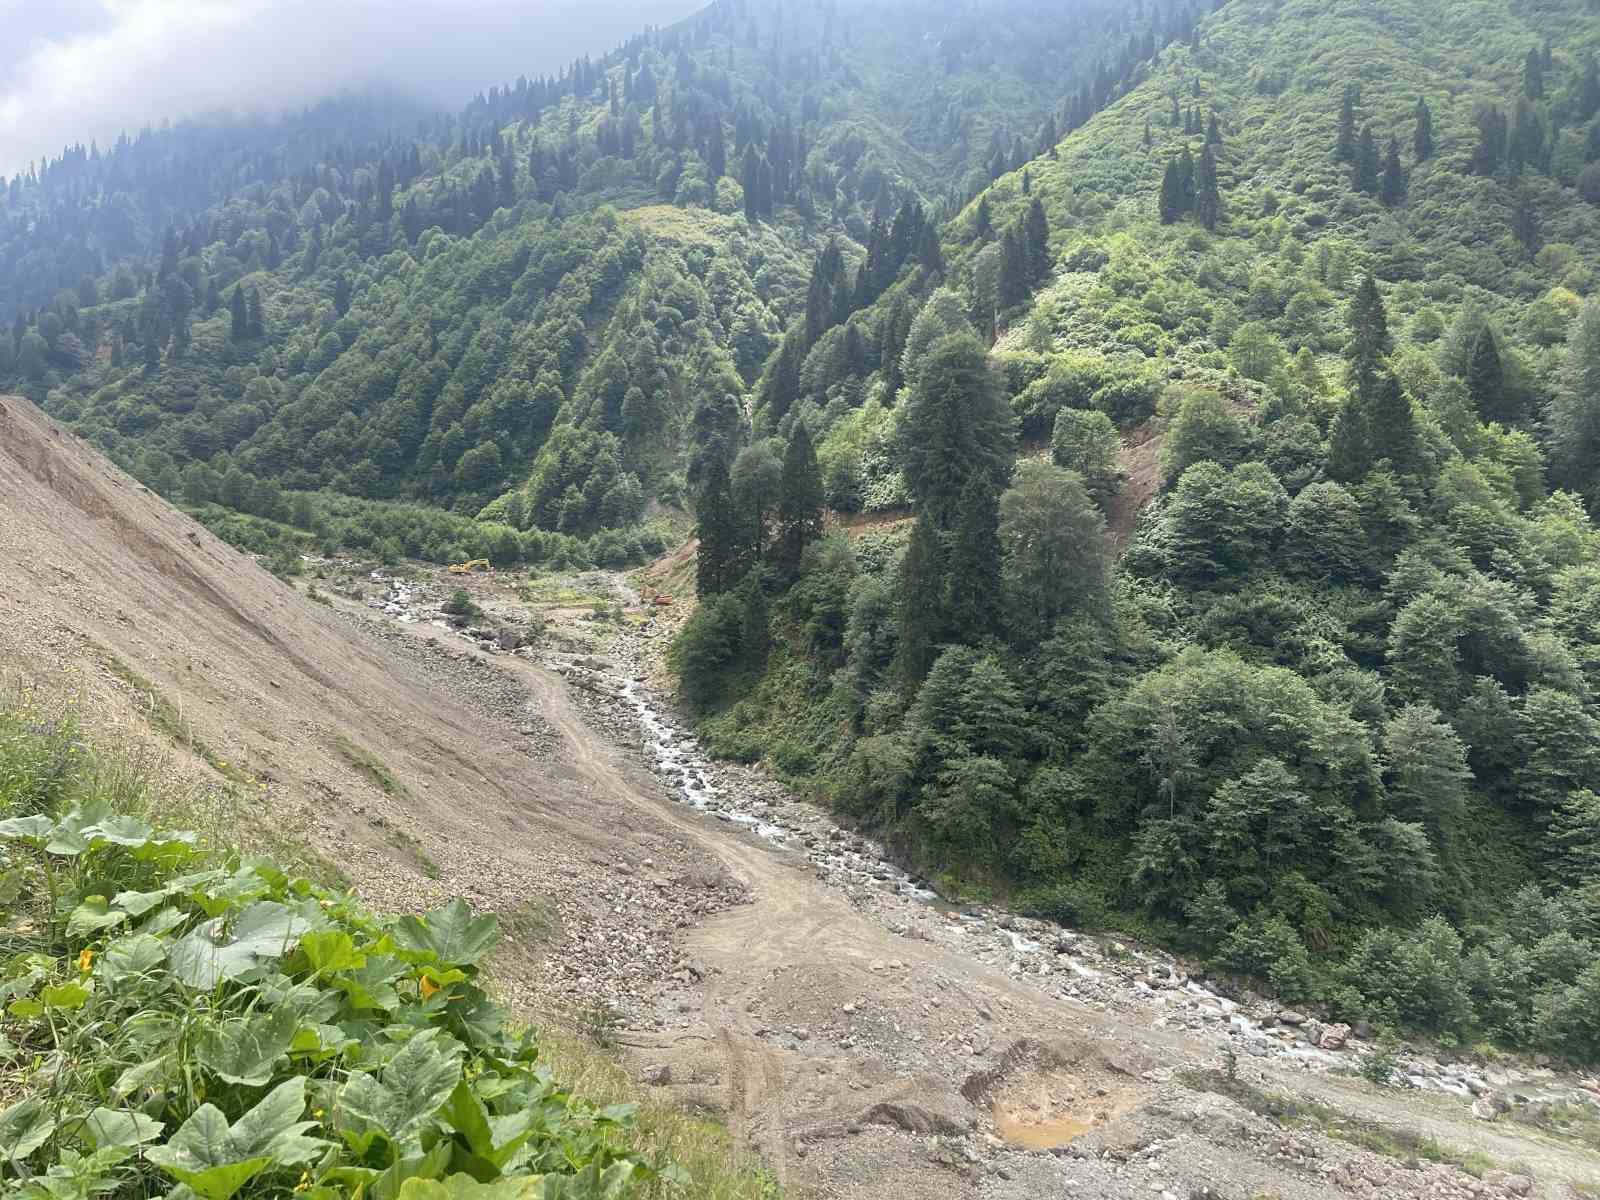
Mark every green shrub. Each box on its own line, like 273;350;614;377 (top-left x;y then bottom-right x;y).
0;720;682;1199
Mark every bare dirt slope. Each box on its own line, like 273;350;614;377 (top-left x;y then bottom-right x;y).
0;395;725;1010
3;395;1597;1200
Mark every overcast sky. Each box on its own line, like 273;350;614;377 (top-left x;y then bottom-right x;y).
0;0;700;176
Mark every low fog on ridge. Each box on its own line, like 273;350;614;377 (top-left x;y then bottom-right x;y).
0;0;699;176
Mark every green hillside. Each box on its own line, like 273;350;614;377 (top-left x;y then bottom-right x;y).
675;0;1600;1060
0;0;1189;567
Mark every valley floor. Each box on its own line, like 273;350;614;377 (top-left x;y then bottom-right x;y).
2;396;1596;1200
337;564;1600;1200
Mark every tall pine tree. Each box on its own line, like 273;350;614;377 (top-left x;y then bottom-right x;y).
774;423;824;582
1159;157;1183;224
695;457;740;598
1466;326;1516;424
1380;136;1406;207
942;474;1003;644
1196;145;1222;230
1353;125;1380;194
1335;85;1358;162
894;517;945;694
1414;96;1435;161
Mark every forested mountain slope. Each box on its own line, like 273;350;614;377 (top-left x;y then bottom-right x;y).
675;0;1600;1061
0;0;1194;566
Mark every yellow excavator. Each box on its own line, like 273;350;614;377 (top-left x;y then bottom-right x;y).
448;559;491;575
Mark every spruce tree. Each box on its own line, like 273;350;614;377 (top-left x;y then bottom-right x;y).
943;474;1003;644
229;286;248;340
1414;96;1435;161
1335;85;1357;162
1380;136;1406;207
974;195;993;241
1178;145;1197;215
1581;54;1600;121
1549;789;1600;886
1551;299;1600;493
1159;157;1183;224
1353;125;1380;194
1523;46;1545;100
1327;397;1373;483
1347;274;1393;382
1196;145;1222;230
1472;106;1507;175
741;145;761;220
1366;370;1420;476
695;456;739;598
898;332;1015;531
759;333;803;422
1023;197;1050;286
998;227;1029;311
1465;326;1511;424
1512;187;1540;257
1205;113;1222;147
894;517;945;694
774;422;824;582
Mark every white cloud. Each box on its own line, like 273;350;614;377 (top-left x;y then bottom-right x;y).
0;0;696;175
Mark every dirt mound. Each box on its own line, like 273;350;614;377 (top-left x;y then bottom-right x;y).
0;395;700;1013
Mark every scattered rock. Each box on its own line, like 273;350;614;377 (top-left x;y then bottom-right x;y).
1318;1023;1351;1051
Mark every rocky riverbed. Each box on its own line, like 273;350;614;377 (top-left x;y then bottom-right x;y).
356;566;1600;1133
557;617;1600;1125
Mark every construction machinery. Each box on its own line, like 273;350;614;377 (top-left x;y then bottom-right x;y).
448;559;491;575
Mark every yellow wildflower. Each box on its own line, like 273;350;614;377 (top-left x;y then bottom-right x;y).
419;975;440;1001
78;948;96;973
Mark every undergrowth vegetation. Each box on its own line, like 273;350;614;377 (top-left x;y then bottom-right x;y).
0;700;761;1199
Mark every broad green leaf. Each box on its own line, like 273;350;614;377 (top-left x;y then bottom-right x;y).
168;902;312;989
338;1031;462;1145
43;807;98;857
543;1160;636;1200
149;1077;327;1199
83;814;154;847
256;975;343;1024
66;896;128;939
445;987;505;1051
113;1056;171;1098
146;1152;273;1200
332;957;407;1012
300;930;362;973
112;885;180;917
439;1080;493;1156
8;998;43;1019
392;901;499;967
136;905;189;938
0;1096;56;1159
370;1143;454;1200
41;982;92;1010
0;814;54;843
76;1107;164;1151
196;1008;299;1086
98;934;167;984
398;1174;544;1200
227;1076;325;1166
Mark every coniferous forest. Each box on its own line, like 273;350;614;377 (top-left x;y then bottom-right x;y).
7;0;1600;1060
